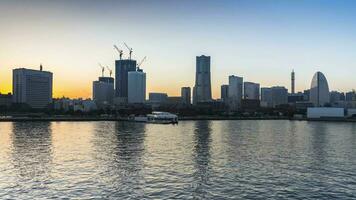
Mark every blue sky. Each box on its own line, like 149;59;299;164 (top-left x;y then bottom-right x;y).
1;0;356;98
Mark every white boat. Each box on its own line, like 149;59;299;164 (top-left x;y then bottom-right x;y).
133;112;178;124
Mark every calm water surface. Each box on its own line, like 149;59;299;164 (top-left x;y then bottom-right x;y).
0;120;356;199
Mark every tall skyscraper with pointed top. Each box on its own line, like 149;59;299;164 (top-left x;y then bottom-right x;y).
291;69;295;94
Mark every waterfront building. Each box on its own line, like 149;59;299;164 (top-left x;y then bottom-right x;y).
291;70;295;94
309;71;330;107
0;93;12;107
93;77;114;108
244;82;260;100
221;84;229;103
115;59;137;100
181;87;191;105
12;67;53;109
330;91;345;104
193;55;212;104
288;92;304;103
228;75;243;111
271;86;288;107
261;87;273;107
149;93;168;103
345;91;356;101
261;86;288;108
128;69;146;104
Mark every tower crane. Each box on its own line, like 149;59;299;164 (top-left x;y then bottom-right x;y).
106;66;113;77
113;45;123;60
124;42;133;60
136;56;147;70
98;63;105;77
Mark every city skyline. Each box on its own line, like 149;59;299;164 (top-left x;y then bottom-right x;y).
2;0;356;98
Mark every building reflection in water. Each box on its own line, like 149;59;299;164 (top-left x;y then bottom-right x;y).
192;120;212;198
10;122;53;186
91;121;146;198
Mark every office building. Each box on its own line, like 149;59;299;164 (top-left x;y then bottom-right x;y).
345;91;355;101
261;87;273;107
291;70;295;94
193;55;212;104
310;71;330;107
181;87;191;105
228;75;243;111
271;86;288;107
13;67;53;109
244;82;260;100
128;69;146;104
330;91;345;104
93;77;114;108
221;84;229;102
149;93;168;103
0;93;12;107
115;59;137;100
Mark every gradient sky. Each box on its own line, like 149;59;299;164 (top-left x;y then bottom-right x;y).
1;0;356;98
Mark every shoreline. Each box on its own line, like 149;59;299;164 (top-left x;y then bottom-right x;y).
1;116;356;122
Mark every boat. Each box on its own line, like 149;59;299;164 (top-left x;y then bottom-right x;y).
133;112;178;124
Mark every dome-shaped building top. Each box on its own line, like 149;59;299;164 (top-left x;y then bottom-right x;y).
310;71;330;107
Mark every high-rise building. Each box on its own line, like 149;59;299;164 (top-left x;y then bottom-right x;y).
93;77;115;108
345;91;356;101
181;87;191;105
221;84;229;102
271;86;288;107
115;59;137;100
13;67;53;109
330;91;344;104
261;87;273;107
128;69;146;104
193;55;211;104
244;82;260;100
291;70;295;94
310;71;330;107
228;75;243;111
261;86;288;107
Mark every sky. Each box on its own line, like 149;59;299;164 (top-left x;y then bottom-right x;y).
1;0;356;98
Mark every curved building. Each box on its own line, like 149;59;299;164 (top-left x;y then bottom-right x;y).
310;71;330;107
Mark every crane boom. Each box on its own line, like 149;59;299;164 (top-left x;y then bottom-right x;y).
106;66;112;77
124;42;133;60
137;56;147;69
98;63;105;77
113;45;123;60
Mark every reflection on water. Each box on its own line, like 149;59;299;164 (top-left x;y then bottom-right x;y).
0;120;356;199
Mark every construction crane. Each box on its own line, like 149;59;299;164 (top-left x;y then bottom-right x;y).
113;45;123;60
106;66;113;77
98;63;105;77
124;42;133;60
136;56;147;70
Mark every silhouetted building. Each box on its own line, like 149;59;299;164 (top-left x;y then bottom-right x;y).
330;91;345;104
228;75;243;111
193;55;211;104
13;67;53;109
244;82;260;100
291;70;295;94
149;93;168;103
115;59;137;101
241;99;260;110
128;69;146;104
288;92;304;103
221;84;229;103
0;93;12;107
345;91;356;101
261;87;272;107
93;76;114;108
181;87;191;105
261;86;288;108
310;71;330;107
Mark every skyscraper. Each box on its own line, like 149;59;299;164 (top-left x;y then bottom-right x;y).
244;82;260;100
13;67;53;109
261;87;272;107
181;87;191;105
93;77;115;108
271;86;288;107
291;70;295;94
221;84;229;102
228;75;243;111
128;69;146;104
310;71;330;107
115;59;137;101
193;55;211;104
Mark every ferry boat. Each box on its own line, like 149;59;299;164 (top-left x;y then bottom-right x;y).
133;112;178;124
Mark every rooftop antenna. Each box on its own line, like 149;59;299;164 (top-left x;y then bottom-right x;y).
106;66;112;77
40;63;43;71
113;45;123;60
136;56;147;70
98;63;105;77
124;42;133;60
